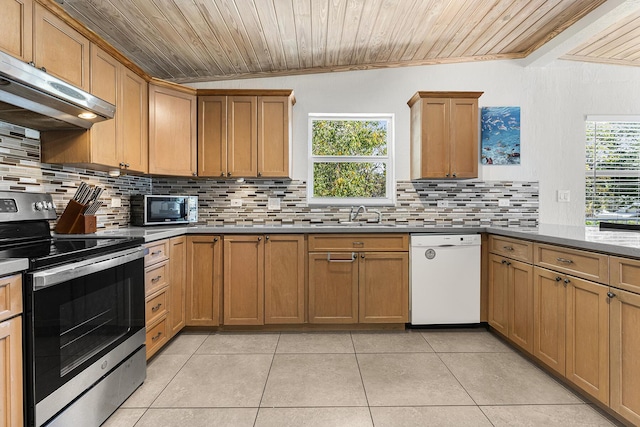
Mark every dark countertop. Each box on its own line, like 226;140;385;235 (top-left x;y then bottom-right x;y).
0;258;29;277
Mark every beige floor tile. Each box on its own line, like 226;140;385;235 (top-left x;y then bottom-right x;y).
135;408;257;427
102;408;146;427
440;352;583;405
255;407;373;427
276;332;354;353
195;332;280;354
261;354;367;407
159;332;209;355
422;330;512;353
152;354;273;407
121;354;190;408
357;353;474;406
352;332;434;353
370;406;493;427
480;404;616;426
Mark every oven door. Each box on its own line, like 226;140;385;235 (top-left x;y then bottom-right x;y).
25;247;145;427
145;196;189;224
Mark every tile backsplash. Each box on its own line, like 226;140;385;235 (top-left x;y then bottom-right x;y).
1;128;537;230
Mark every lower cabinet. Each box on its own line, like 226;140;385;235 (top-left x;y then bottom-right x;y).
186;235;222;326
0;316;22;427
168;236;187;336
308;252;359;323
224;235;305;325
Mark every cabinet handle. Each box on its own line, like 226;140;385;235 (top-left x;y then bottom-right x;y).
327;252;356;262
453;172;457;178
503;246;514;251
607;291;616;299
265;235;270;240
119;162;126;167
151;251;162;256
151;331;163;342
563;278;570;284
352;241;364;247
556;257;574;264
151;303;162;312
151;275;162;283
192;172;197;176
445;173;450;177
40;66;47;72
258;171;262;177
506;261;511;266
501;260;507;264
257;237;262;241
555;276;562;282
361;253;365;259
125;163;130;168
227;172;232;177
213;237;219;242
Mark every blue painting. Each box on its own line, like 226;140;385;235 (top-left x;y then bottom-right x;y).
481;106;521;165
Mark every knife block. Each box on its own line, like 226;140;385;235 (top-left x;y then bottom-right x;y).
55;199;97;234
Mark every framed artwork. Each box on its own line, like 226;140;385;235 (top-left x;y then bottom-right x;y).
481;106;521;165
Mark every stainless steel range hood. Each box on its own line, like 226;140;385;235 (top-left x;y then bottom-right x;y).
0;50;115;131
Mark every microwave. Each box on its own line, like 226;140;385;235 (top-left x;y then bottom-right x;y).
131;195;198;226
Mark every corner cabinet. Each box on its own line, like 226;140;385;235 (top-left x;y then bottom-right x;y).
149;80;197;176
198;90;294;179
408;91;482;179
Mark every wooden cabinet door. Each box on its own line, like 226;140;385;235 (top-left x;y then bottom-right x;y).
0;0;32;61
418;98;450;178
257;96;290;178
533;267;566;375
168;236;187;337
149;84;197;176
0;316;22;427
449;97;478;179
33;3;89;90
89;45;119;168
308;252;358;323
359;252;408;323
198;96;227;177
488;254;509;337
227;96;257;178
610;288;640;425
565;276;609;404
264;235;305;324
509;259;534;353
186;235;222;326
223;235;264;325
120;67;148;173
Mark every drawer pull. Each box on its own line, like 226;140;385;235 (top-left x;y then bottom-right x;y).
352;241;364;247
151;331;163;341
151;303;162;312
151;251;162;256
151;275;162;283
327;252;356;262
503;246;514;251
556;257;574;264
563;278;571;284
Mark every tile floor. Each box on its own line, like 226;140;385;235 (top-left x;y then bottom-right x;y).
104;330;620;427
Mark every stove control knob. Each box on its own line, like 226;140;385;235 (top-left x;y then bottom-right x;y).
34;201;44;211
46;201;54;210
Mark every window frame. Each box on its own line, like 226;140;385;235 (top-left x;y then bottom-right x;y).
307;113;395;206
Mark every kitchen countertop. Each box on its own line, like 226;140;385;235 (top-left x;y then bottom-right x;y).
0;258;29;277
58;223;640;259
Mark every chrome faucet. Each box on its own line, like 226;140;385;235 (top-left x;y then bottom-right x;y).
350;205;367;221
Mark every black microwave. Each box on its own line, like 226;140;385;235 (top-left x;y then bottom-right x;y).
130;195;198;226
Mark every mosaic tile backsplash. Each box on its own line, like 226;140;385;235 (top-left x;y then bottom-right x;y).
1;128;537;229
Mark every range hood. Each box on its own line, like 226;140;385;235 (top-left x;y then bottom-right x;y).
0;50;115;131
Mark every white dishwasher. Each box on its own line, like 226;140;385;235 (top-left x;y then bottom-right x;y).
410;234;481;325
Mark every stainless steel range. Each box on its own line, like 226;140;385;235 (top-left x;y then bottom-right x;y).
0;191;146;427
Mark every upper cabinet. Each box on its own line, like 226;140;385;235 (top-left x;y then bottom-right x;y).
42;45;148;173
408;91;483;179
149;80;197;177
198;90;294;179
33;2;90;90
0;0;33;62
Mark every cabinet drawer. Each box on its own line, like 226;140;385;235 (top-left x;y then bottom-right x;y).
145;261;169;295
146;316;168;359
610;256;640;294
0;274;22;323
145;288;168;325
145;240;169;266
308;234;408;252
488;235;533;262
534;244;608;284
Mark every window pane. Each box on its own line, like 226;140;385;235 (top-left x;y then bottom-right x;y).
313;162;386;198
312;120;388;156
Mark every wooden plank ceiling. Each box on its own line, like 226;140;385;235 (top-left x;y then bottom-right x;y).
563;8;640;67
60;0;608;82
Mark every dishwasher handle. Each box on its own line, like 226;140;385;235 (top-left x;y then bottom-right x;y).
327;252;356;262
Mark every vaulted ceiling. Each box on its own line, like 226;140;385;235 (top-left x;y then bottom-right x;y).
58;0;640;83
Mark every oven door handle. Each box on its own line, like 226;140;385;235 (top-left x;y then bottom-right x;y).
29;247;145;290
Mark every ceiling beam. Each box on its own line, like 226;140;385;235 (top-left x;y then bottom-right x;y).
518;0;640;67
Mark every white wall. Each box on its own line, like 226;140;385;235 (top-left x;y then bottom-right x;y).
191;59;640;226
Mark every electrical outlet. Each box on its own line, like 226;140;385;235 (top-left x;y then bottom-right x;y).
437;200;448;208
498;198;510;207
268;198;281;210
557;190;571;203
230;199;242;207
110;197;121;208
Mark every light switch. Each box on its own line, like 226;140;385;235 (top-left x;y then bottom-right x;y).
557;190;570;203
498;198;510;207
268;198;281;210
230;199;242;207
110;197;121;208
437;200;448;208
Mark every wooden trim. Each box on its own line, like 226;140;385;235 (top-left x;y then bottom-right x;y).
197;89;295;103
407;91;484;107
149;77;197;94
